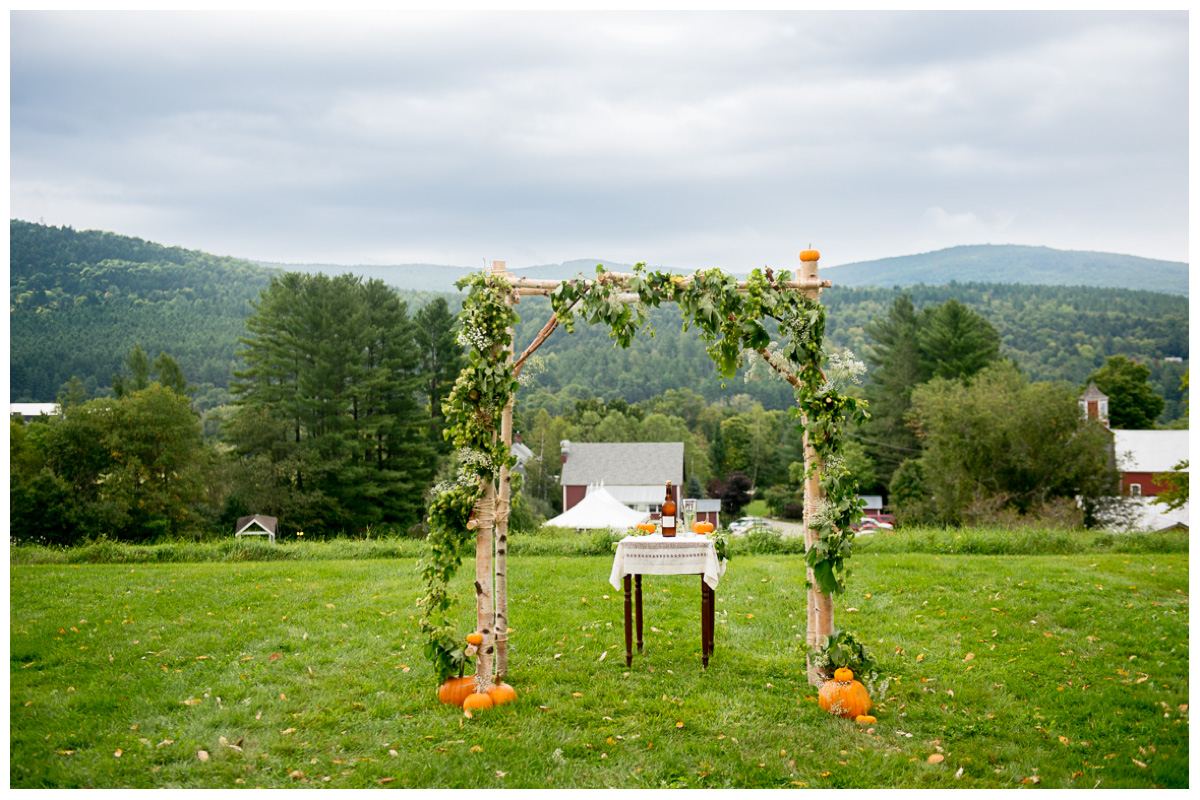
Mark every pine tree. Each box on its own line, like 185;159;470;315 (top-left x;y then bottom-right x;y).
860;294;926;488
231;273;435;532
917;298;1001;380
415;297;466;454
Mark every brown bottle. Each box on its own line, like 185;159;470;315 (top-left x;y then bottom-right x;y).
661;481;677;538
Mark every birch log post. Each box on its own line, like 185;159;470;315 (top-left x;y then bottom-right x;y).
493;263;516;679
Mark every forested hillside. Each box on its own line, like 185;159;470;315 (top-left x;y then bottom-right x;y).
10;220;1189;424
10;220;278;406
509;284;1189;425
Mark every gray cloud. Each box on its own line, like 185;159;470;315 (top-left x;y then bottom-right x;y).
11;10;1188;270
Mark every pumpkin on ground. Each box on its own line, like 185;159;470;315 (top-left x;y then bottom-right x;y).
463;692;494;712
437;675;475;707
818;667;872;719
487;682;518;706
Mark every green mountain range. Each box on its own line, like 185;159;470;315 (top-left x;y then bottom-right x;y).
821;244;1188;295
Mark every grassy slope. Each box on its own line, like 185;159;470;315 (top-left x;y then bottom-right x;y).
10;551;1188;789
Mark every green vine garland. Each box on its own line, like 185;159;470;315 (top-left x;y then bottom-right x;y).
419;263;868;681
418;271;519;681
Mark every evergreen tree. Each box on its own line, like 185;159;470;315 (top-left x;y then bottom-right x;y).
1087;355;1166;429
231;273;434;532
917;298;1002;380
414;297;465;453
860;294;926;487
112;344;152;397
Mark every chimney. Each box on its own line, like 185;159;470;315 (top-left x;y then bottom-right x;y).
561;439;571;466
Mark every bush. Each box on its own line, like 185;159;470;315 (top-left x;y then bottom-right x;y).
742;527;784;554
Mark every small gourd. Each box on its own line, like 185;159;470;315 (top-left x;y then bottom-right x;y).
818;666;872;719
466;632;483;646
799;249;820;262
463;692;494;713
487;682;518;706
437;675;475;707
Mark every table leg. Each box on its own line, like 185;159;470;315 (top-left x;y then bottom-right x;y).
624;575;633;667
635;574;644;653
709;583;716;662
701;578;710;668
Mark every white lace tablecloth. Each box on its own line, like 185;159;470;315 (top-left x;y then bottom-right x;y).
609;534;726;591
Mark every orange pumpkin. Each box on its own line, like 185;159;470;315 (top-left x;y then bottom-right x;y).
799;249;820;262
697;521;714;535
466;633;483;646
437;675;475;707
463;692;494;712
818;667;872;719
487;682;518;706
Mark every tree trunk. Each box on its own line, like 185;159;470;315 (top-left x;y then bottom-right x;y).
804;429;834;686
495;395;513;678
473;478;496;694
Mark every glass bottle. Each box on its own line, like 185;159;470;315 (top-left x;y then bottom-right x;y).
661;480;677;538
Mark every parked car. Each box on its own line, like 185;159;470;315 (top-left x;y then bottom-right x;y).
728;516;772;535
855;518;894;533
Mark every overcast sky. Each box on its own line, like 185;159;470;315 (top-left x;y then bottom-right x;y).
9;10;1190;270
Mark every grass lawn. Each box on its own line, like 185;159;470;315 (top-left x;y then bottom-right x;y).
10;550;1189;788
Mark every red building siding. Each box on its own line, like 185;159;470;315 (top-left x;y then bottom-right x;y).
1122;472;1170;497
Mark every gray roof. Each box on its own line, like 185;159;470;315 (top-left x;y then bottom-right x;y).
235;514;278;534
693;499;721;512
560;442;684;487
1080;381;1108;401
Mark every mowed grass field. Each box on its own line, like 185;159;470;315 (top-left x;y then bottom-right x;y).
10;550;1189;788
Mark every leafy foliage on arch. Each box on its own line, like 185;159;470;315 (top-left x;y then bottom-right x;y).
419;263;868;680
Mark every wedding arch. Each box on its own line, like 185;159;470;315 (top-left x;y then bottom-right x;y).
418;251;867;693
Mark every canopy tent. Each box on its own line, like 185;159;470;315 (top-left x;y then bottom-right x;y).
543;485;650;530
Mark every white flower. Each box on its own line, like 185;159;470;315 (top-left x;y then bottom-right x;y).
821;350;866;393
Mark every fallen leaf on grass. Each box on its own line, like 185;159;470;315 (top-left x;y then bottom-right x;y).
281;728;297;735
1021;776;1041;784
183;698;202;706
157;740;174;747
378;778;395;784
676;722;684;728
56;750;75;755
954;767;963;779
269;653;283;661
928;754;944;764
290;770;305;780
572;692;583;698
219;736;243;752
113;749;122;758
197;750;209;762
1132;758;1147;768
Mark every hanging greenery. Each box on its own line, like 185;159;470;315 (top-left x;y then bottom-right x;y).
418;271;519;681
419;262;868;681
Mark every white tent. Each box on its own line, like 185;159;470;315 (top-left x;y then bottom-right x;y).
543;485;650;530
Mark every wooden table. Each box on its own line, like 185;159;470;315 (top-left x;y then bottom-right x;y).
608;535;725;668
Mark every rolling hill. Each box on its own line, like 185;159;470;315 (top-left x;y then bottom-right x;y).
820;244;1188;295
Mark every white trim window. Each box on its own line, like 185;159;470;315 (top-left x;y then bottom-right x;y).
1129;483;1142;497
